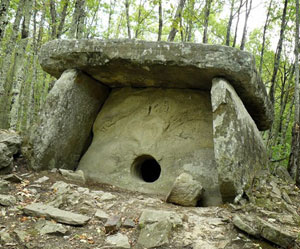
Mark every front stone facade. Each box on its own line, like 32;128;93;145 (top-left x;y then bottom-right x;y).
32;39;273;206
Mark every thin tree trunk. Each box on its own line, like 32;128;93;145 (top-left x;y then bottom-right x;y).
0;0;10;40
187;0;195;42
202;0;211;43
232;0;243;48
259;0;273;75
69;0;86;39
225;0;235;46
125;0;131;39
57;0;68;38
106;0;116;39
157;0;162;41
168;0;186;41
49;0;57;39
281;98;294;145
135;0;142;38
10;0;33;129
269;0;288;105
240;0;252;50
288;0;300;183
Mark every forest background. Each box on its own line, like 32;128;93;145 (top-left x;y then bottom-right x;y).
0;0;299;179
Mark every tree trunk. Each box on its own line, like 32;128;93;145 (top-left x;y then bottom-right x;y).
232;0;243;48
69;0;86;39
157;0;162;41
0;0;10;40
125;0;131;39
187;0;195;42
135;0;142;38
288;0;300;183
57;0;68;38
86;0;101;38
240;0;252;50
259;0;273;75
49;0;57;39
168;0;186;42
269;0;288;105
225;0;235;46
202;0;211;43
10;0;33;130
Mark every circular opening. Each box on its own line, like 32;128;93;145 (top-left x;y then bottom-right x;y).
131;155;161;183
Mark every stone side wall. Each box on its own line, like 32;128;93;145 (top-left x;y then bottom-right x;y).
31;69;109;170
211;78;268;202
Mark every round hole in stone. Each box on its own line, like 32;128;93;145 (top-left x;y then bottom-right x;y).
131;155;161;183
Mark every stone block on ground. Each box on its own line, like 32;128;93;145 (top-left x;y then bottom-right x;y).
0;194;16;206
31;69;109;171
105;233;130;248
104;215;121;233
2;174;22;183
139;209;182;227
122;218;135;228
166;172;203;207
211;78;269;202
35;220;68;235
23;203;90;226
94;209;109;222
232;214;260;237
137;220;172;248
59;169;85;183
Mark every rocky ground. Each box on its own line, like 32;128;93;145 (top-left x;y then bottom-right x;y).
1;130;300;249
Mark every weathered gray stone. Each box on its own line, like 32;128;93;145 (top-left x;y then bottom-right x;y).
23;203;90;226
122;218;135;228
211;78;269;202
0;230;13;244
78;87;221;205
0;194;16;206
94;209;109;222
0;143;12;169
0;180;10;194
137;220;172;248
106;233;130;249
104;215;121;233
166;172;203;207
34;176;49;184
0;130;22;155
259;218;297;248
39;39;272;130
31;69;109;170
232;214;260;237
2;174;22;183
59;169;85;183
39;221;68;235
139;209;182;227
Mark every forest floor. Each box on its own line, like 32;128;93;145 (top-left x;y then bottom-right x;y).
0;157;299;249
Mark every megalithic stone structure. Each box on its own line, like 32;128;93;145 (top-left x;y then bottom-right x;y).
32;39;273;206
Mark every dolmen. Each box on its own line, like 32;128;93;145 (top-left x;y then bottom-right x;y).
31;39;273;206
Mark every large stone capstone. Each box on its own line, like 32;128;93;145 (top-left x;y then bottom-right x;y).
33;39;273;206
39;39;273;131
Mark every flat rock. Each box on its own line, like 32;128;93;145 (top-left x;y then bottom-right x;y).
139;209;182;227
137;220;172;248
39;39;272;130
122;218;135;228
106;233;130;248
104;215;121;233
166;172;203;206
35;220;68;235
2;174;22;183
23;203;90;226
59;169;85;183
0;194;16;206
232;214;260;237
34;176;49;184
94;209;109;222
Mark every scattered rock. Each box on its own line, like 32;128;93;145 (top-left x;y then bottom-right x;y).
2;174;22;183
104;215;121;233
0;194;16;206
122;218;135;228
59;169;85;183
0;130;22;155
0;230;13;244
99;192;116;202
232;214;260;237
14;229;29;243
105;233;130;248
0;143;13;169
139;209;182;227
0;180;10;194
138;220;172;248
51;181;72;194
166;172;203;207
34;176;49;184
35;220;68;235
23;203;90;226
94;209;109;222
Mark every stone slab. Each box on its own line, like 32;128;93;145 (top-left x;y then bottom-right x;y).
23;203;90;226
211;78;269;202
31;69;109;170
39;39;273;130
